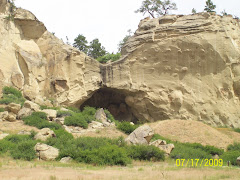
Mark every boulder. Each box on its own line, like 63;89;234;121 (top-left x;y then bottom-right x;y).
237;156;240;166
34;128;56;141
24;101;40;112
158;144;175;155
7;103;21;114
89;121;104;129
34;143;59;161
60;157;72;163
17;107;32;119
125;125;154;145
41;109;57;120
6;113;17;122
95;108;107;123
0;133;9;140
150;139;167;146
0;111;8;121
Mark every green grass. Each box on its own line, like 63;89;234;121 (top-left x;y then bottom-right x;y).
0;86;25;106
0;107;5;112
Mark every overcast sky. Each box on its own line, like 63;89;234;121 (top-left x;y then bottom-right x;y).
15;0;240;53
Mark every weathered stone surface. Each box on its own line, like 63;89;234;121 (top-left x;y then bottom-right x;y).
158;144;175;155
24;101;40;112
6;113;17;122
7;103;21;114
0;133;9;140
150;139;167;146
53;117;65;125
34;143;59;161
95;108;107;123
60;157;72;163
17;108;32;119
125;125;154;145
0;111;8;121
89;121;104;129
41;109;57;120
34;128;56;141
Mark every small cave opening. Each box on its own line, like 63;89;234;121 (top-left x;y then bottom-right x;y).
80;88;138;123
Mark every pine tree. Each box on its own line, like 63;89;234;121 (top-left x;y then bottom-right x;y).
204;0;216;12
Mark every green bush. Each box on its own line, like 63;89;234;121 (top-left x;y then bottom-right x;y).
0;139;16;154
117;121;139;134
233;128;240;133
57;110;73;117
10;141;37;161
97;53;121;63
221;151;240;166
2;86;22;98
104;109;117;124
127;145;165;161
64;113;88;129
23;112;62;130
40;105;60;111
227;143;240;151
0;107;5;112
66;107;81;113
82;106;97;123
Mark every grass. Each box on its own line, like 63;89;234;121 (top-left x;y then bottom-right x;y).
0;107;5;112
0;86;25;106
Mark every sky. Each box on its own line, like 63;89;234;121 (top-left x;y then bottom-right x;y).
15;0;240;53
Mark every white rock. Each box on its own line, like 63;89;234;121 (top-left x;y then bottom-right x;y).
34;143;59;161
41;109;57;120
24;101;40;112
7;103;21;114
34;128;56;141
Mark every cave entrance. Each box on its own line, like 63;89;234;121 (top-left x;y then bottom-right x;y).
80;88;138;123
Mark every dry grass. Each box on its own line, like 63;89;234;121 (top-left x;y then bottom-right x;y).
148;120;240;149
0;121;39;134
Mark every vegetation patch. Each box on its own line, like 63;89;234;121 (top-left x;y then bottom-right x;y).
97;53;121;63
116;121;139;134
0;107;5;112
0;86;25;105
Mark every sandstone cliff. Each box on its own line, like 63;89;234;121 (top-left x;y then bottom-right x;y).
1;0;240;127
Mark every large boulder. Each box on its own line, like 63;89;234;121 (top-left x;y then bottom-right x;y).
7;103;21;114
34;128;56;141
34;143;59;161
17;107;32;119
6;113;17;122
125;125;154;145
23;101;40;112
95;108;107;123
41;109;57;121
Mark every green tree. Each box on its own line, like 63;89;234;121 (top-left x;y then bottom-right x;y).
204;0;216;12
88;39;107;59
221;9;228;16
192;8;197;14
73;34;89;54
135;0;177;18
118;29;133;52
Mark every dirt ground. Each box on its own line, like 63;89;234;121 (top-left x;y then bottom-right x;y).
148;120;240;149
0;158;240;180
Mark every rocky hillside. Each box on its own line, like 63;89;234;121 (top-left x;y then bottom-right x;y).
1;0;240;127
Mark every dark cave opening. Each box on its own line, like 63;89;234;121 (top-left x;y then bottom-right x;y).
80;88;138;123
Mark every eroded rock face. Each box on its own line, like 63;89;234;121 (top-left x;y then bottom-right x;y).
1;0;240;127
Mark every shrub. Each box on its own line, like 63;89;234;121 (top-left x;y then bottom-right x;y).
104;109;117;124
233;128;240;133
57;110;73;117
117;121;139;134
0;108;5;112
40;105;60;111
127;145;165;161
66;107;81;113
64;113;88;129
97;53;121;63
2;86;22;98
82;106;97;123
227;143;240;151
0;139;16;154
23;112;62;130
10;141;37;161
221;151;240;166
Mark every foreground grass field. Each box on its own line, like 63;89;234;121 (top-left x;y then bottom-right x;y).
0;156;239;180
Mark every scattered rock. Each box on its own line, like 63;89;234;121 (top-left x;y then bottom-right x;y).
41;109;57;121
0;111;8;121
7;103;21;114
53;117;65;125
0;133;9;140
125;125;154;145
17;107;32;119
63;125;72;133
24;101;40;112
18;130;31;135
95;108;107;123
212;154;219;159
60;157;72;163
34;128;56;141
102;121;111;127
158;144;175;155
89;121;104;129
34;143;59;161
6;113;17;122
150;139;167;146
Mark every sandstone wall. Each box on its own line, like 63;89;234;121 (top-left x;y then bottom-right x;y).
1;0;240;127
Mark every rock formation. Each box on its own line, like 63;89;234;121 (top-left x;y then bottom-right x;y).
1;0;240;127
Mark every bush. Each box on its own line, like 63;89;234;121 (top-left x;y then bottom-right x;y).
117;121;139;134
0;139;16;154
227;143;240;151
233;128;240;133
127;145;165;161
57;110;73;117
97;53;121;63
82;106;97;123
221;151;240;166
0;86;25;105
2;86;22;98
104;109;117;124
0;108;5;112
66;107;81;113
23;112;62;130
10;141;37;161
40;105;60;110
64;113;88;129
